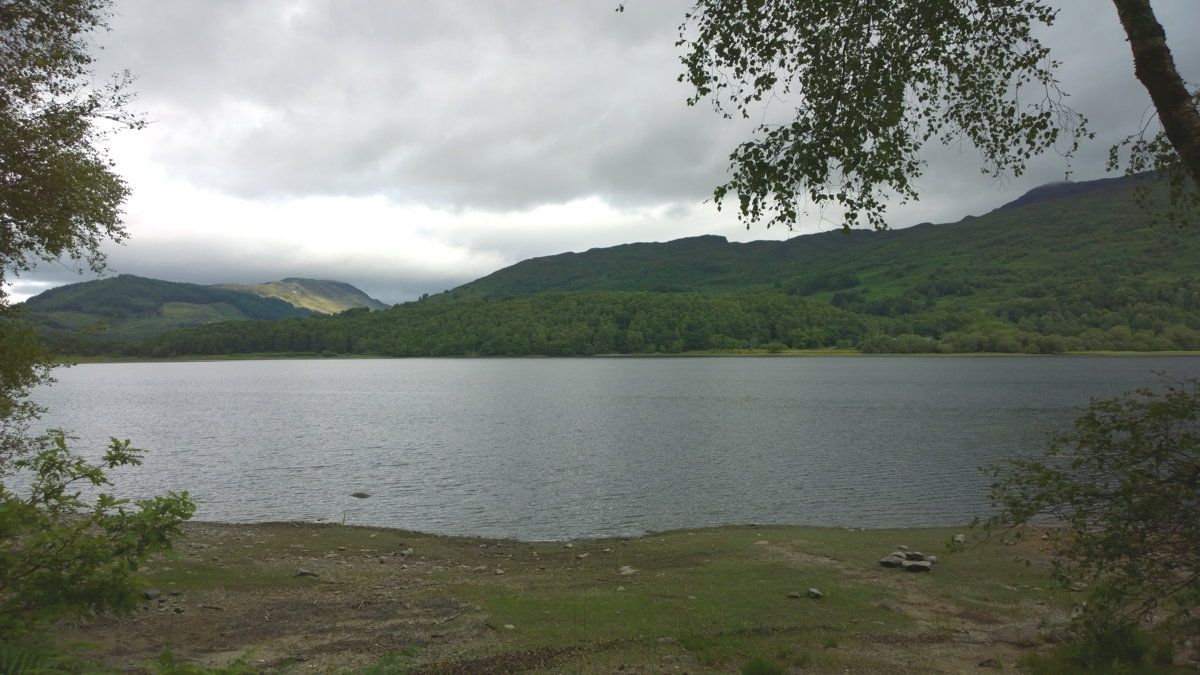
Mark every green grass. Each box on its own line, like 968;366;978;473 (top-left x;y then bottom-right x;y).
65;522;1099;673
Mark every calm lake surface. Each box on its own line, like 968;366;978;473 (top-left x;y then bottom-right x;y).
31;356;1200;540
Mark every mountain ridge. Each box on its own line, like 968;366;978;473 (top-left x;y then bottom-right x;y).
220;278;389;314
20;274;384;353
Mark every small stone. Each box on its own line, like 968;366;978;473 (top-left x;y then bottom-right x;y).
787;591;803;599
494;568;505;575
926;555;938;564
617;586;626;592
141;588;161;600
399;547;413;557
619;565;637;576
602;548;612;553
337;546;346;552
503;624;514;630
473;565;488;573
378;556;386;564
953;534;967;545
350;492;369;499
577;553;589;559
295;568;318;577
879;555;906;568
564;543;574;549
173;607;184;614
904;551;925;561
902;561;933;573
897;544;909;551
807;587;823;599
753;540;770;546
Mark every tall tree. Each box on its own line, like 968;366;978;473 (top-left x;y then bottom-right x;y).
0;0;193;641
674;0;1197;230
0;0;139;305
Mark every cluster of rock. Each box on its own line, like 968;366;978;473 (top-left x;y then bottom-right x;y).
878;545;937;572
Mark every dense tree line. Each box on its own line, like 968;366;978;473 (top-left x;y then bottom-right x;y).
133;292;868;357
105;278;1200;358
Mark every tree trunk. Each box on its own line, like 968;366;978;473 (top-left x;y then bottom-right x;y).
1112;0;1200;189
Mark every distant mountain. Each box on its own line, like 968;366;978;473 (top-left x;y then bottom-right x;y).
20;275;311;353
221;278;389;314
992;172;1154;211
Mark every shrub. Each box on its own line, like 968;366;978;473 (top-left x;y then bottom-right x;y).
983;379;1200;638
0;431;195;636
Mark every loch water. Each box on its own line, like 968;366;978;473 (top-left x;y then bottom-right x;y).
32;356;1200;540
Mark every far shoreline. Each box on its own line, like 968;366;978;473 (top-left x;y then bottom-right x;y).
54;349;1200;365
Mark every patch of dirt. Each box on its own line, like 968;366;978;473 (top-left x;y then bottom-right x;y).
57;523;492;673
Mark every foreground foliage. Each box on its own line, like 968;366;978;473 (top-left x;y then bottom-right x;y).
0;0;141;302
676;0;1087;230
0;431;194;636
676;1;1198;230
985;380;1200;640
0;0;195;651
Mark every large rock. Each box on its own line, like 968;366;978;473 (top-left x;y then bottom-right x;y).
806;587;823;599
902;560;933;573
879;555;906;568
904;551;925;561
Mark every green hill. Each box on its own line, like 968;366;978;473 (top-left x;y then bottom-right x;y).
43;173;1200;357
221;278;389;314
20;275;312;353
443;173;1190;306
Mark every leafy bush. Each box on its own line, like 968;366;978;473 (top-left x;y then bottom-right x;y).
984;379;1200;638
0;431;195;636
1021;624;1174;674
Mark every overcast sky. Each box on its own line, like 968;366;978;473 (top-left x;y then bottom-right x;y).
9;0;1199;303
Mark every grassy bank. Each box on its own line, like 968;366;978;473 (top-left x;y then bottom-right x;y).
56;522;1086;673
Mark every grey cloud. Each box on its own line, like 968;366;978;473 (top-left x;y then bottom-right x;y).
97;0;747;211
98;1;1199;222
